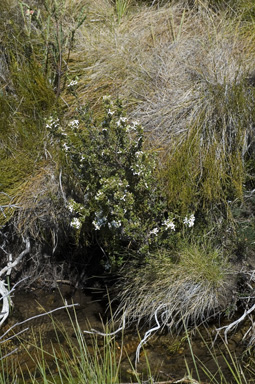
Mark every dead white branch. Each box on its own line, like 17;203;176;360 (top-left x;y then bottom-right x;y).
0;237;30;278
215;302;255;343
0;280;10;327
135;304;164;369
0;302;79;344
83;310;127;337
0;237;30;327
0;302;79;361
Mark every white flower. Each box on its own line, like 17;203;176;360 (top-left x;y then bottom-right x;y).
95;191;103;200
163;218;175;231
67;80;78;87
93;212;107;230
67;200;76;213
46;117;59;129
107;109;115;116
150;227;159;236
116;116;128;126
63;143;70;152
126;121;139;132
70;218;82;230
108;220;121;229
92;220;101;230
135;151;143;158
183;214;195;228
131;166;141;176
69;119;79;129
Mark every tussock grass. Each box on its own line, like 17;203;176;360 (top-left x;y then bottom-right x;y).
66;1;255;211
115;244;230;331
69;2;255;122
67;2;190;112
10;165;66;239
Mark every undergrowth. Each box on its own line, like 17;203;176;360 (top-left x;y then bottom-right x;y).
0;0;255;349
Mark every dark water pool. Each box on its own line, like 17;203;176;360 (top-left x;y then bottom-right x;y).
1;285;254;382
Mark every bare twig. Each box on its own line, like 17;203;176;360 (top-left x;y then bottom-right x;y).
215;302;255;343
135;304;164;369
84;310;126;337
0;280;10;327
0;239;30;326
59;169;67;206
0;237;30;278
0;302;79;343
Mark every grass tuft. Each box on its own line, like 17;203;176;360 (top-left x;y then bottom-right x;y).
115;243;230;331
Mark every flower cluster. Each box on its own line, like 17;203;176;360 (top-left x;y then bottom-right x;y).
46;116;60;130
148;214;196;239
163;218;176;231
70;217;82;230
150;228;159;236
69;120;79;130
67;79;78;88
183;214;195;228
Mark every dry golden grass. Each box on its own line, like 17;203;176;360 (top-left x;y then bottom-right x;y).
9;164;65;240
66;2;255;131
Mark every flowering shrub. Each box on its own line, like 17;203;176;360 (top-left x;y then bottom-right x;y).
47;97;196;267
56;98;165;264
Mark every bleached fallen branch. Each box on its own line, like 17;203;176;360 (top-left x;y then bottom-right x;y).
0;302;79;361
0;280;10;327
84;305;166;370
0;237;30;278
0;302;79;343
59;169;67;206
0;238;30;327
135;304;164;369
215;302;255;343
83;311;126;337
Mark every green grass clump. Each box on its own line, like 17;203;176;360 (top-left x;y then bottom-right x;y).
115;243;230;331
